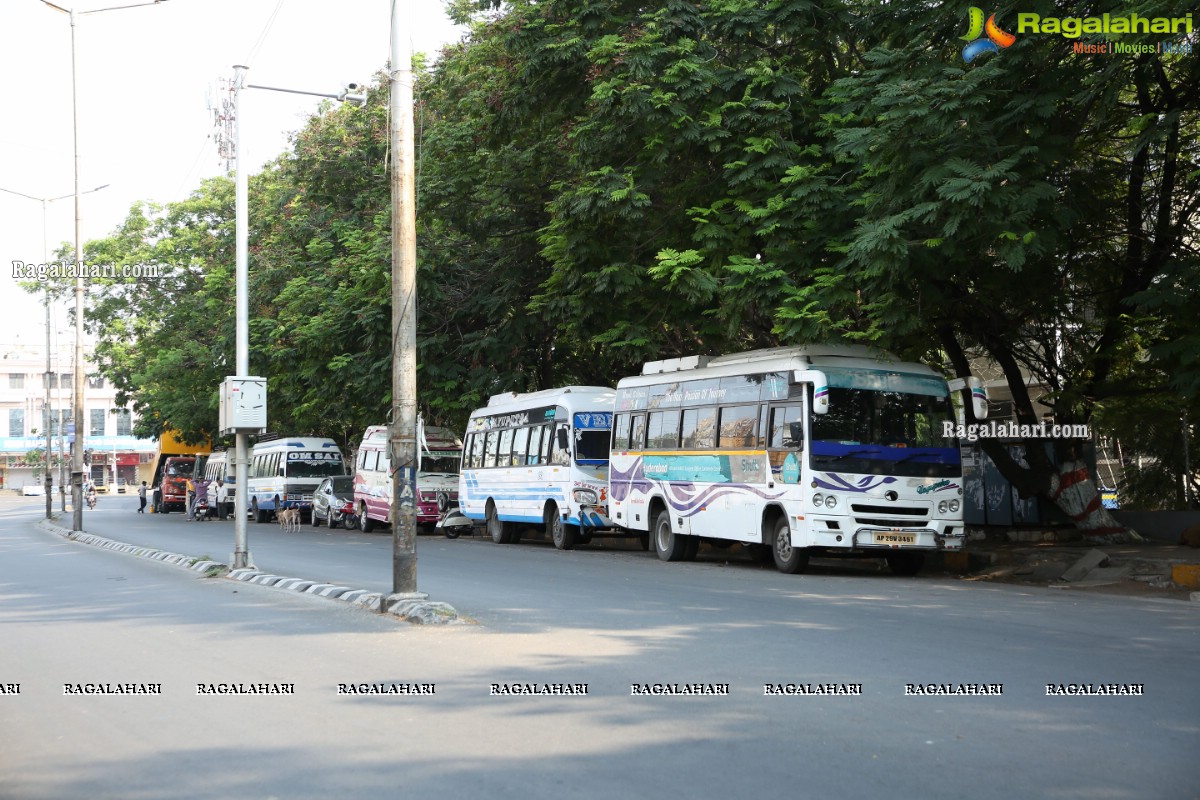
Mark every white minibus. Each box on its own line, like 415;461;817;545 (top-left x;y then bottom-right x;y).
246;436;347;523
352;423;463;532
459;386;615;549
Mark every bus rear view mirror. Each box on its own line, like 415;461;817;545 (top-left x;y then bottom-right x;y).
948;376;989;421
556;427;570;451
795;369;830;415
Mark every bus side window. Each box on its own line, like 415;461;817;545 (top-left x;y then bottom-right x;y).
540;424;554;463
526;426;543;465
681;408;715;449
629;413;647;449
769;404;804;449
718;404;758;448
647;410;680;449
484;431;499;468
498;428;515;467
612;413;631;450
511;427;530;466
552;422;571;465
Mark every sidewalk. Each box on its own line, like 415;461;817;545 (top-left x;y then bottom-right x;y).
930;528;1200;601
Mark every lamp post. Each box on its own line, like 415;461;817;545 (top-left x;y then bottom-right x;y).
40;0;166;531
226;68;365;570
0;182;108;519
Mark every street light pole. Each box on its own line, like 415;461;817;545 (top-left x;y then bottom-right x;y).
68;6;87;532
0;183;107;519
232;64;250;570
40;0;167;531
226;69;364;570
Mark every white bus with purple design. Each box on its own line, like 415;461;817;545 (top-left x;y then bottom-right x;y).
608;346;987;575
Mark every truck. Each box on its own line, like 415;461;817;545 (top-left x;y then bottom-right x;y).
149;430;210;514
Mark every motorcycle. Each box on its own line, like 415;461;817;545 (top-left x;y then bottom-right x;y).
85;491;97;510
435;492;473;539
193;495;212;521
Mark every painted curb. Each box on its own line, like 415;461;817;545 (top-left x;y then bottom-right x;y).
34;518;462;624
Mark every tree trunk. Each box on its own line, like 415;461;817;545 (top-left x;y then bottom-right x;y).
979;440;1142;542
1047;460;1140;542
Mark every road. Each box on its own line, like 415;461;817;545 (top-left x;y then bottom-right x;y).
1;494;1198;799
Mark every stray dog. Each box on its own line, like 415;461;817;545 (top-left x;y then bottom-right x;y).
278;506;301;533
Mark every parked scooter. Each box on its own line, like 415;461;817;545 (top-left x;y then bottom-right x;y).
192;495;212;521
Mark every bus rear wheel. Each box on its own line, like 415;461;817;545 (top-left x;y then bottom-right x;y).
546;505;577;551
487;501;514;544
772;516;809;574
654;509;688;562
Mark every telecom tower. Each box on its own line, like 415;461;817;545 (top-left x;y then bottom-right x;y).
208;78;238;175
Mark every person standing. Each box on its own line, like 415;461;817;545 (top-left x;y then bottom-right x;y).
185;476;196;520
137;481;148;514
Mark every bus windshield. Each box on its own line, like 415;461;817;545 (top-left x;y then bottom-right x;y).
810;388;959;478
421;452;461;474
575;429;611;464
284;453;346;479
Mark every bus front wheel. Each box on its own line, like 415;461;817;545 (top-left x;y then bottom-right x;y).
654;509;688;562
772;516;809;575
546;505;577;551
253;500;269;524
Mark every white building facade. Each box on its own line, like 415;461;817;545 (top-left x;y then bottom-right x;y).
0;343;157;493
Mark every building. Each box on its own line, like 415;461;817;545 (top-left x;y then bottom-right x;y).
0;341;157;493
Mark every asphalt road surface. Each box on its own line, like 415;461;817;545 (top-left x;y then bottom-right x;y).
2;494;1198;799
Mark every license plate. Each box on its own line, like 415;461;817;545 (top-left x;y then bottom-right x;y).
876;532;916;545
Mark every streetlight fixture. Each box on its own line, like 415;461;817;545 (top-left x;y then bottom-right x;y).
39;0;166;531
0;182;109;520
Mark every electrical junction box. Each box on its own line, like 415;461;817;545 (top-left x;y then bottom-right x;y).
220;376;267;434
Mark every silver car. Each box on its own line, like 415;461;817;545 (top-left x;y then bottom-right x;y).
311;475;356;529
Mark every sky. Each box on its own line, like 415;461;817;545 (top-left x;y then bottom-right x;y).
0;0;465;352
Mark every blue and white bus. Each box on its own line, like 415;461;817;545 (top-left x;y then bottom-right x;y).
608;346;987;575
458;387;616;549
246;436;348;523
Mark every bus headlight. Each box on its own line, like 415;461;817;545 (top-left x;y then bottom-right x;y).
813;493;825;508
824;495;838;510
573;489;598;505
938;499;961;514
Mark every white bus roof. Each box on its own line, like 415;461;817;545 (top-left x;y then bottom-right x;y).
251;437;343;452
624;345;940;387
476;386;616;416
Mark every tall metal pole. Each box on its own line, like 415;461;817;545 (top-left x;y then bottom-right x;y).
69;7;86;533
43;200;53;520
390;0;418;593
232;64;251;570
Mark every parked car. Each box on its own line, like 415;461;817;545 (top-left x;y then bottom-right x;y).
311;476;356;529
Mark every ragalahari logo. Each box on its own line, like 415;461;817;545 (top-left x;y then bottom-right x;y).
961;7;1017;62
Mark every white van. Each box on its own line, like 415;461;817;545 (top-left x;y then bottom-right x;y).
352;423;463;532
201;450;237;519
246;437;348;523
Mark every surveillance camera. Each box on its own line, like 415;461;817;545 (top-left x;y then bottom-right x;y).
345;82;361;92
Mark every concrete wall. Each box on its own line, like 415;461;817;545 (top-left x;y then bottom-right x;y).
1111;511;1200;543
